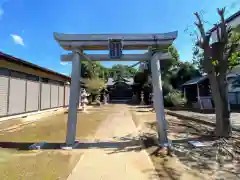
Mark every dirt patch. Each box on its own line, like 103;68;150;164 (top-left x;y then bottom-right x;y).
0;106;109;143
0;149;82;180
0;118;26;131
0;105;111;180
145;145;206;180
130;107;239;179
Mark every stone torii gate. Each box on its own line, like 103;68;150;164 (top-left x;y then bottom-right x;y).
54;32;178;148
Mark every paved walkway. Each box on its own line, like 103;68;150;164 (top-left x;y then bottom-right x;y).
67;105;159;180
166;110;240;131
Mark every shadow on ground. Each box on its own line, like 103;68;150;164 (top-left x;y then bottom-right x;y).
0;133;158;152
1;134;239;179
0;133;145;152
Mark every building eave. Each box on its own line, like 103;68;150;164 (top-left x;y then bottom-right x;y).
0;51;71;81
209;10;240;33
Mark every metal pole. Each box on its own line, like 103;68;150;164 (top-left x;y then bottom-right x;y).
24;77;27;112
150;52;169;147
65;51;81;147
7;70;11;115
38;77;41;111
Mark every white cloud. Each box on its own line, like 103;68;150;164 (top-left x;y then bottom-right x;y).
10;34;25;46
60;62;69;65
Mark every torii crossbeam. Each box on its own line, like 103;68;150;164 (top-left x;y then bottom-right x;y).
54;31;178;148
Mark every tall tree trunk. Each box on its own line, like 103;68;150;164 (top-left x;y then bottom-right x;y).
209;74;232;137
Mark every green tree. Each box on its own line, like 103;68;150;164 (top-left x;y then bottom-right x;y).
194;8;240;137
133;45;181;100
80;61;109;81
234;24;240;33
170;62;201;89
110;64;137;79
142;45;180;81
84;78;106;95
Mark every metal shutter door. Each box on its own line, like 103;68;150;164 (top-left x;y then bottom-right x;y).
58;86;64;107
8;77;26;115
65;86;70;106
51;84;58;108
26;80;39;112
228;93;237;104
41;83;50;110
0;70;9;116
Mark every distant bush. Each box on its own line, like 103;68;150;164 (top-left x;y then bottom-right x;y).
164;90;186;107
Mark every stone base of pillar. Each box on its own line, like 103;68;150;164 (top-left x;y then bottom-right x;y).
61;141;79;150
152;146;171;157
140;101;145;105
29;142;47;150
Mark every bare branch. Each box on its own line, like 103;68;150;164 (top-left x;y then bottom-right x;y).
215;24;221;42
194;12;207;39
195;34;204;49
217;8;228;43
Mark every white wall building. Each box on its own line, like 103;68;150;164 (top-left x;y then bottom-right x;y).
210;10;240;93
211;10;240;43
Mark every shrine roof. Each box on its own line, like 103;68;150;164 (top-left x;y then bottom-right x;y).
182;76;207;86
107;77;133;86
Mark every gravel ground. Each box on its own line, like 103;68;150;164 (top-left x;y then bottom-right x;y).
131;106;240;180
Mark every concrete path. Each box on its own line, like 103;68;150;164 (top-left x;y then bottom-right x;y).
67;105;159;180
165;109;240;131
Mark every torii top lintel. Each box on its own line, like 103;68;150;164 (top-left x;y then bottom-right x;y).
54;31;178;51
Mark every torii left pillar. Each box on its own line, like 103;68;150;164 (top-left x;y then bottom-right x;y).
150;52;169;147
65;51;81;147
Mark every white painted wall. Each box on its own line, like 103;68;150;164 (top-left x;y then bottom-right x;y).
211;15;240;43
227;65;240;92
210;12;240;92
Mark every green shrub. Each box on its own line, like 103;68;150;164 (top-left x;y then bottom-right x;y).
164;90;186;107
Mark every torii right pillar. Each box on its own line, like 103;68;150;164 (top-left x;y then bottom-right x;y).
150;52;169;147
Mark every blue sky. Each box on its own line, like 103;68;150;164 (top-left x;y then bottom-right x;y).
0;0;239;75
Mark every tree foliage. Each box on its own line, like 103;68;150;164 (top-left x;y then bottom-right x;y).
81;61;109;80
170;62;201;89
81;61;137;81
84;78;106;95
110;64;137;79
135;45;180;84
80;60;138;103
164;90;187;107
133;45;195;105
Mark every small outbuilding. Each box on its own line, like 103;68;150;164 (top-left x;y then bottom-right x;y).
107;76;133;100
182;76;213;109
